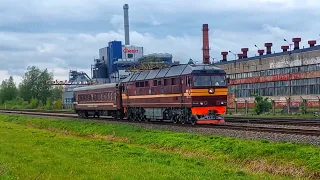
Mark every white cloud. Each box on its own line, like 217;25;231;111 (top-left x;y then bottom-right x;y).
1;0;320;84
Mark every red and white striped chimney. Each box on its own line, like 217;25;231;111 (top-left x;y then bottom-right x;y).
265;43;273;54
221;52;228;61
241;48;249;58
292;38;301;50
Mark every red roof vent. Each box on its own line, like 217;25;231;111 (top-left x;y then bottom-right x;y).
221;52;228;61
264;43;273;54
237;53;243;59
258;49;264;56
281;45;290;52
292;38;301;50
308;40;316;47
241;48;249;58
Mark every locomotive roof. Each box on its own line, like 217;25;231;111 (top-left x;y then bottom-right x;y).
73;83;119;92
121;64;225;82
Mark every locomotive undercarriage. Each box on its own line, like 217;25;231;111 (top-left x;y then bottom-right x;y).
76;107;224;125
125;107;224;125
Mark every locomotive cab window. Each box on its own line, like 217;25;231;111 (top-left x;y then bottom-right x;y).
193;75;227;87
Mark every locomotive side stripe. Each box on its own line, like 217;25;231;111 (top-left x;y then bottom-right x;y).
188;88;228;93
121;89;228;99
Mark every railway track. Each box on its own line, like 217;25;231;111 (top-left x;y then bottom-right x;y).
0;110;320;137
225;116;320;126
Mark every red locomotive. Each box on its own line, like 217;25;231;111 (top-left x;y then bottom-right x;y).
73;64;228;125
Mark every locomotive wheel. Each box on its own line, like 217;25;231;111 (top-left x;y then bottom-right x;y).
179;115;186;125
172;115;178;124
190;115;197;126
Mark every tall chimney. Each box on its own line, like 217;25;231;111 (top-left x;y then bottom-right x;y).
123;4;130;45
221;52;228;61
265;43;273;54
202;24;210;64
281;45;289;52
258;49;264;56
241;48;249;58
308;40;316;47
292;38;301;50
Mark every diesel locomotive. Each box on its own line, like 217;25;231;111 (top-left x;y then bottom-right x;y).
73;63;229;125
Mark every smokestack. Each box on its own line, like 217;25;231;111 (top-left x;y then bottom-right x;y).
265;43;273;54
238;53;243;59
308;40;316;47
281;46;289;52
241;48;249;58
221;52;228;61
123;4;130;45
202;24;210;64
292;38;301;50
258;49;264;56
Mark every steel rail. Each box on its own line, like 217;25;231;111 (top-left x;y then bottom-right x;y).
0;110;319;137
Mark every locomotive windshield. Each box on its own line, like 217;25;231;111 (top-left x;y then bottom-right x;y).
193;75;226;87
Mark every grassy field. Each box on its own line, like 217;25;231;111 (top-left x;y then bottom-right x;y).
0;115;320;179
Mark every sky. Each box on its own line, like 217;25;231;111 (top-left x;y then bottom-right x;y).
1;0;320;85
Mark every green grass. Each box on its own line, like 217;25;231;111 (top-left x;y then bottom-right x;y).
1;114;320;179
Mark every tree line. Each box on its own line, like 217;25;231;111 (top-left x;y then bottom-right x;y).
1;66;64;110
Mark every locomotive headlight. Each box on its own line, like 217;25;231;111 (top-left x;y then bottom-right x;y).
208;88;214;94
200;102;204;106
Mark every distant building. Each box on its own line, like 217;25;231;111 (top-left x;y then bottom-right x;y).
214;39;320;112
63;70;92;109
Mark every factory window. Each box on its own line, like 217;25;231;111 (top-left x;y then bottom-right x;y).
153;80;157;86
139;82;144;87
145;81;149;87
128;54;134;58
136;82;140;87
158;80;162;86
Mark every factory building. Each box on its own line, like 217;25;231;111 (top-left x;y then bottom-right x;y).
214;38;320;111
62;70;92;109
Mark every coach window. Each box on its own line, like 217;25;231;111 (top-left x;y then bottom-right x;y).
164;79;169;86
171;78;177;85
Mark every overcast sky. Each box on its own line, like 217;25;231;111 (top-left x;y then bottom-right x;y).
1;0;320;84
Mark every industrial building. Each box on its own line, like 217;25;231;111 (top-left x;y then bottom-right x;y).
214;38;320;111
91;3;173;84
62;70;92;109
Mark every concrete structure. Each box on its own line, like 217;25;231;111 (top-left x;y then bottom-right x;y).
123;4;130;45
214;38;320;111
